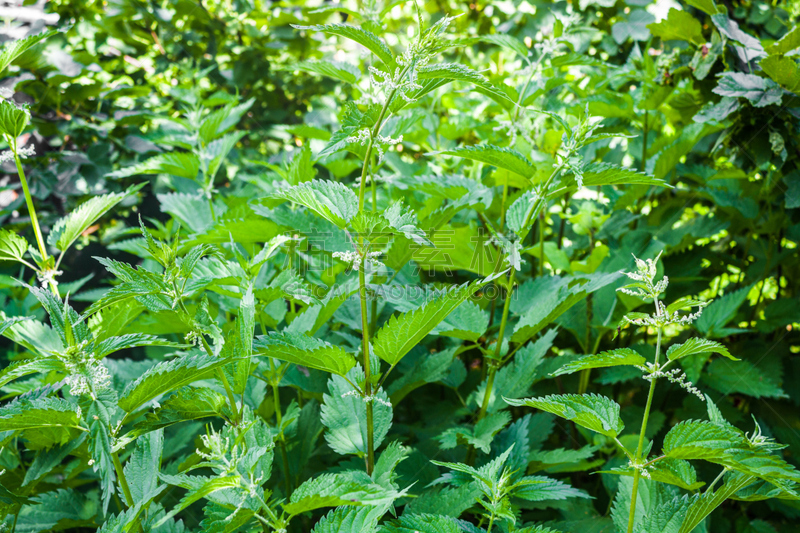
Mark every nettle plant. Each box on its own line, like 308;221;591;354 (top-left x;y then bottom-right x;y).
2;3;796;533
508;254;800;533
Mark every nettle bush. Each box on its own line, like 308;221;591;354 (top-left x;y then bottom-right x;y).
1;0;799;532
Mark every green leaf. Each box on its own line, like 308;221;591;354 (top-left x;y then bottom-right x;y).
662;420;741;461
372;274;500;366
312;507;380;533
679;472;755;533
0;98;30;139
93;333;187;359
579;163;669;187
0;229;29;263
270;179;358;229
511;272;621;344
285;470;397;515
48;183;145;253
415;63;513;107
430;300;489;342
89;420;116;514
0;357;64;389
118;354;233;413
121;387;228;445
480;34;530;59
766;25;800;55
384;514;460;533
507;190;543;238
321;367;393;456
106;152;201;180
155;473;240;527
433;144;536;180
438;411;511;453
0;397;84;446
647;9;704;44
123;429;164;504
504;393;624;438
713;72;782;108
666;338;736;362
550;348;646;377
286;60;361;84
253;331;356;376
695;286;750;338
760;55;800;94
292;23;394;66
703;358;787;399
0;29;58;73
684;0;723;15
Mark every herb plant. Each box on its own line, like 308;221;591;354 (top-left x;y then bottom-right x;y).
1;0;799;532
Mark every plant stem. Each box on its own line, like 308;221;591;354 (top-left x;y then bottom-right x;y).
640;111;648;173
353;68;409;475
199;334;241;425
627;323;662;533
486;512;496;533
269;358;293;498
112;450;134;507
14;153;58;295
359;266;375;475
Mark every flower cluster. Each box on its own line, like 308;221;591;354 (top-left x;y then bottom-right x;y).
346;128;403;163
57;341;111;398
37;267;63;289
617;252;668;301
341;389;393;407
196;426;240;476
637;362;704;401
0;145;35;164
332;250;384;272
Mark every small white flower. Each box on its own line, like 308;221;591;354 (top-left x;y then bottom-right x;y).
332;250;384;272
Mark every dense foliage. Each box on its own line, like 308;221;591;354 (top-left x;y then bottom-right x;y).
1;0;799;531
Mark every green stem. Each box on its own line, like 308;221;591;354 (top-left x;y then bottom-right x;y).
14;153;57;295
359;266;375;475
199;335;241;425
627;324;662;533
112;450;134;507
269;359;293;498
353;68;410;475
640;111;649;173
486;512;496;533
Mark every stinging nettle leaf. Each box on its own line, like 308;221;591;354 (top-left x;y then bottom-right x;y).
117;354;233;413
292;23;394;67
253;331;356;376
432;144;536;180
550;348;646;377
269;179;358;229
666;338;736;362
372;273;503;366
505;393;624;437
48;183;145;253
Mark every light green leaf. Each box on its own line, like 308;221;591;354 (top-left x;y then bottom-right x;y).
106;152;201;180
253;331;356;376
679;472;755;533
48;183;145;253
322;366;393;456
286;60;361;84
550;348;646;377
270;179;358;229
505;393;624;438
0;229;29;263
373;274;501;366
292;23;394;66
579;163;669;187
760;55;800;94
312;507;380;533
415;63;513;107
383;514;460;533
433;144;535;180
0;98;30;139
0;357;64;389
507;190;543;238
713;72;782;108
0;29;58;73
647;9;704;44
662;420;742;461
666;338;736;362
118;354;233;413
155;474;240;527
